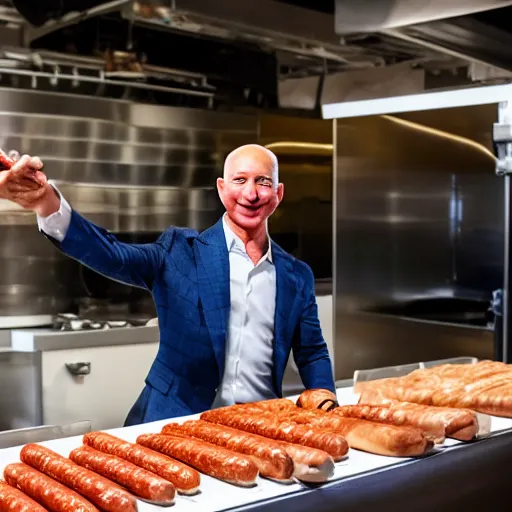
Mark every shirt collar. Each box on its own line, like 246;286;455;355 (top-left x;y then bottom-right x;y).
222;214;273;263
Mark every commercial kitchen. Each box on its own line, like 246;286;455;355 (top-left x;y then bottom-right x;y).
2;1;512;511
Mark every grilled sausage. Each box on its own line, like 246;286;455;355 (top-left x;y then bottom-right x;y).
333;402;484;442
285;409;433;457
201;409;349;461
0;480;48;512
4;463;98;512
162;420;294;482
137;434;259;486
297;389;338;411
188;414;334;482
19;444;137;512
277;442;335;482
331;403;446;442
69;445;175;505
233;399;297;412
83;431;200;495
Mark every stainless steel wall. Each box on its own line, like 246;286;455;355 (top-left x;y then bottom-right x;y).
0;215;77;318
0;88;257;320
259;114;333;280
0;88;257;233
334;104;502;378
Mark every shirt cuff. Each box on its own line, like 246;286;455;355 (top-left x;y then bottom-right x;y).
36;181;72;243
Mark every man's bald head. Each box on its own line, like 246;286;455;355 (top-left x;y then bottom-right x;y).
223;144;279;189
217;143;284;233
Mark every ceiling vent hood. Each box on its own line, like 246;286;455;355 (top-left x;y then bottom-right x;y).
334;0;512;72
11;0;382;70
334;0;512;34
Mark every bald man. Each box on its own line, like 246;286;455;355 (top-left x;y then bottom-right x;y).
0;145;335;425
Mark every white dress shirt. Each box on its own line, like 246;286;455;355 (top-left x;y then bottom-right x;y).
37;189;278;406
36;183;72;243
212;215;277;406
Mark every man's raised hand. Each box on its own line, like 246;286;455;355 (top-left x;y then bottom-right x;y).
0;150;59;216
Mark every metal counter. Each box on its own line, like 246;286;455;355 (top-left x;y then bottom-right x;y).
0;329;10;347
0;319;331;431
236;431;512;512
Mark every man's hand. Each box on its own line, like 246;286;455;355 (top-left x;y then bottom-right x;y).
0;150;60;216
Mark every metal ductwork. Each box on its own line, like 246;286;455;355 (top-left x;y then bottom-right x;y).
12;0;382;70
334;0;512;34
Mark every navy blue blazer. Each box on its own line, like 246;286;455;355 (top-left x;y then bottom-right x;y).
49;210;335;425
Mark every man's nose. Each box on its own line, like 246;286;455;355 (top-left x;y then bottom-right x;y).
242;182;258;202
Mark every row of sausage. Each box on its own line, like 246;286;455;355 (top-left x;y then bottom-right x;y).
0;388;493;511
0;416;343;512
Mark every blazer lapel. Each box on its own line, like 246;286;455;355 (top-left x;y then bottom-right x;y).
195;219;230;380
272;243;298;393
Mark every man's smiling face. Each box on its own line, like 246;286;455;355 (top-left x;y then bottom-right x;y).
217;145;284;232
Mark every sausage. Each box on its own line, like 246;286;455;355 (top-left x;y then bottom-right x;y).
162;420;294;482
137;434;259;487
296;389;338;411
285;409;433;457
4;463;98;512
277;442;334;483
195;412;334;482
19;444;137;512
0;480;48;512
240;399;297;412
332;404;446;443
460;411;491;440
217;399;296;415
200;409;349;461
69;445;175;506
333;402;484;442
83;431;200;495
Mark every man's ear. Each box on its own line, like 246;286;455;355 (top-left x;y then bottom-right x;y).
277;182;284;204
217;177;225;200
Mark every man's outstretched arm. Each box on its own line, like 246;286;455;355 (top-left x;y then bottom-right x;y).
0;152;169;291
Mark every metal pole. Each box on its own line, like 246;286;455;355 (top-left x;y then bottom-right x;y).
492;289;503;361
493;100;512;362
503;173;512;362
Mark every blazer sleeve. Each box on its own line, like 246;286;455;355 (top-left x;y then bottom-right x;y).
291;262;336;393
42;209;172;291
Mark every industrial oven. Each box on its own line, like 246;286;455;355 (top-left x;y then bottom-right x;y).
324;83;512;380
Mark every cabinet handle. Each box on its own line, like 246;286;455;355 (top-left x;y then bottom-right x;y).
65;362;91;376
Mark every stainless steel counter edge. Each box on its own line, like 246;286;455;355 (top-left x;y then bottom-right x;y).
10;325;159;352
229;430;512;512
0;330;10;348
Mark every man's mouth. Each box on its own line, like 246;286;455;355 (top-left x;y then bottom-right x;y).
238;203;261;211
